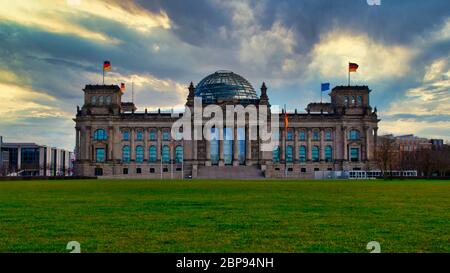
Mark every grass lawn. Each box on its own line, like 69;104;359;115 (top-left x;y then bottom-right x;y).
0;179;449;253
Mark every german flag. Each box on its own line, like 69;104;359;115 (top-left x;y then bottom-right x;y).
349;62;359;72
103;61;111;71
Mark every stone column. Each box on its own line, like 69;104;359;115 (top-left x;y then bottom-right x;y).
307;128;312;161
280;128;285;162
374;127;378;159
364;126;369;161
233;125;239;166
320;128;325;161
75;128;80;160
157;128;161;160
108;126;113;161
130;128;135;161
219;127;224;166
245;125;252;165
85;126;91;161
343;127;348;161
294;128;299;162
144;129;149;161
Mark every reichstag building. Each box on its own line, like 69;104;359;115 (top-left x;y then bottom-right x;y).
74;70;380;178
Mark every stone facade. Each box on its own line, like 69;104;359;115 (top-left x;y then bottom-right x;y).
74;72;380;179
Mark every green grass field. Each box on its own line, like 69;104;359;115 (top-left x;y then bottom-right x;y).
0;179;449;253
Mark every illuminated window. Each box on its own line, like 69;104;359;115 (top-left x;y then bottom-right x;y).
348;129;360;140
136;146;144;163
94;129;107;140
312;146;320;162
95;148;105;162
325;146;333;162
299;146;306;162
122;146;130;162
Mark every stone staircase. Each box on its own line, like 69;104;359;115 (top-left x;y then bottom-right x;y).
197;165;265;179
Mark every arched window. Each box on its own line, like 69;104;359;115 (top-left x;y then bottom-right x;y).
98;96;104;105
94;129;107;140
286;145;293;162
175;145;183;163
162;145;170;163
272;146;280;163
91;96;97;105
136;131;143;141
149;146;157;162
348;129;360;140
123;131;129;141
105;96;112;105
136;146;144;163
325;146;333;162
122;146;130;163
299;146;306;162
312;146;320;162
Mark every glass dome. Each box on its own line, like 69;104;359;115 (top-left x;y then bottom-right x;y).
195;70;258;104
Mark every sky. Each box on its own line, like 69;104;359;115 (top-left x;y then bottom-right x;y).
0;0;449;150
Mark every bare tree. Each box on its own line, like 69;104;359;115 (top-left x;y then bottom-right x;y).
376;136;398;179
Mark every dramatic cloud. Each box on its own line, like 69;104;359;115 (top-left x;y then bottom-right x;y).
0;0;449;149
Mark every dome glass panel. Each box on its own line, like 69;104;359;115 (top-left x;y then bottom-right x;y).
195;70;258;104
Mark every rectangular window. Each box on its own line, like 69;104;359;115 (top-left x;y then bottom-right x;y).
123;168;128;175
314;168;320;171
163;167;169;172
299;131;306;141
325;131;332;141
136;131;143;141
350;148;359;162
136;168;142;174
94;168;103;176
163;132;170;140
301;168;306;173
123;131;129;141
149;168;155;173
287;130;293;141
95;148;105;162
149;131;156;141
313;131;319;141
176;167;182;172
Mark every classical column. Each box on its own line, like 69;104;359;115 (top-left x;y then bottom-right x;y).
75;128;80;160
294;128;299;162
307;128;312;161
144;129;149;161
374;127;378;159
192;125;197;161
219;127;224;166
320;128;325;161
108;126;113;161
157;128;161;160
364;125;369;161
130;128;135;161
343;127;348;161
280;128;285;162
85;126;91;161
245;125;252;165
233;125;239;166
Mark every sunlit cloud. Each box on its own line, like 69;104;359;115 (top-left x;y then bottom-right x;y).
0;0;171;43
308;30;414;83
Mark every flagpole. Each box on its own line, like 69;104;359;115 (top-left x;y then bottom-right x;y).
103;67;105;85
284;104;287;179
